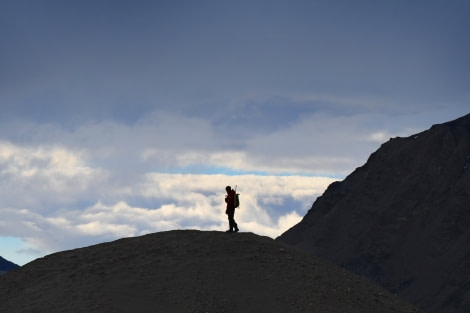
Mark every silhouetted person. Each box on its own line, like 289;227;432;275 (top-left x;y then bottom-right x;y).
225;186;239;233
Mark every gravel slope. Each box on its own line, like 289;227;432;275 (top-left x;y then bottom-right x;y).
0;230;422;313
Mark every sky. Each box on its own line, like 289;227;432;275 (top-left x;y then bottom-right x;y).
0;0;469;266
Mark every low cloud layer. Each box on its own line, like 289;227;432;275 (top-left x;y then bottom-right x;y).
0;133;336;265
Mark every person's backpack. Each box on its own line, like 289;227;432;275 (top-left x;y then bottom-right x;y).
234;192;240;208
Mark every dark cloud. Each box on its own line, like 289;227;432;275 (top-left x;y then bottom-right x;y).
1;0;468;128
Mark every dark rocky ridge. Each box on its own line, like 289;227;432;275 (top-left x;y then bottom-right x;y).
0;256;19;274
278;113;470;313
0;230;422;313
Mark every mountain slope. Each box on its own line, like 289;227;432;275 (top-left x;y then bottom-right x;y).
278;113;470;313
0;230;421;313
0;256;19;274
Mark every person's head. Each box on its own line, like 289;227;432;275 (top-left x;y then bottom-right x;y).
225;186;231;192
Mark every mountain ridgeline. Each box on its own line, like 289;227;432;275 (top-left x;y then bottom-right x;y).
0;256;19;274
278;113;470;313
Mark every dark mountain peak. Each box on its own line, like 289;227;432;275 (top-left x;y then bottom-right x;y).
278;113;470;313
0;230;421;313
438;112;470;128
0;256;19;274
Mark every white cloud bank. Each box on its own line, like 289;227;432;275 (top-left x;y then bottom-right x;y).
0;140;336;265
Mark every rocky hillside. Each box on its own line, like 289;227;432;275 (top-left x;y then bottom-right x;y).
0;230;421;313
0;256;19;274
278;113;470;313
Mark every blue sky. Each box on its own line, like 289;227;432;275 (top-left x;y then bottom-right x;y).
0;0;469;265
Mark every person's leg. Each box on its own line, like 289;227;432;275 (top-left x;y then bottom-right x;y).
233;215;239;232
227;211;235;232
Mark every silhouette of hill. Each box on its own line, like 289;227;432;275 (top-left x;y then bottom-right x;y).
0;230;421;313
0;256;19;274
278;113;470;313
